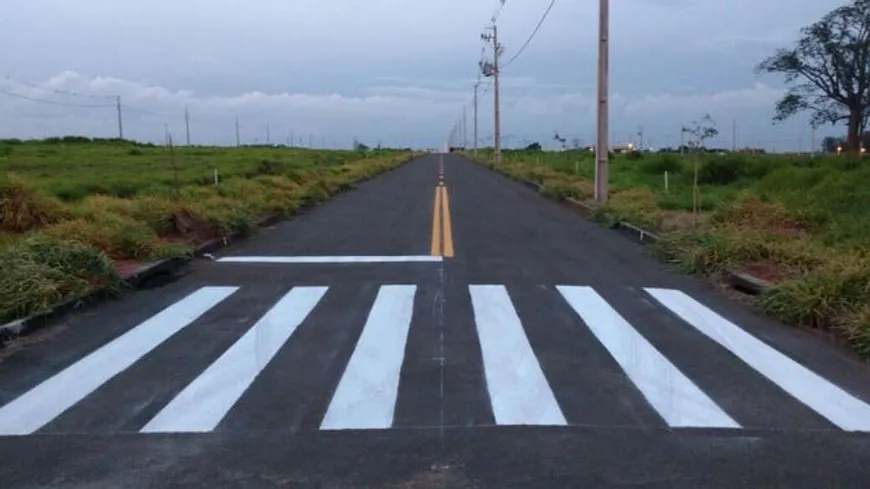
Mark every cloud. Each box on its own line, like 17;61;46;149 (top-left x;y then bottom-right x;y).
0;71;819;150
623;82;784;115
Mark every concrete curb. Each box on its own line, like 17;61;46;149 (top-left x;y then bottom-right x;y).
472;158;775;297
727;271;773;295
0;155;419;347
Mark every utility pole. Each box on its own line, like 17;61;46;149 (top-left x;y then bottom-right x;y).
185;108;191;146
462;106;468;149
493;24;502;163
235;117;241;147
481;25;502;162
637;125;644;151
116;96;124;140
595;0;610;203
732;119;737;151
473;82;480;154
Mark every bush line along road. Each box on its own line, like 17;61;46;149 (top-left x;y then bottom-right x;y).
1;147;870;487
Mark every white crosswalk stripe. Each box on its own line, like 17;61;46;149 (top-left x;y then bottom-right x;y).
470;285;567;426
142;286;328;433
646;288;870;432
0;286;238;436
1;283;869;436
558;286;740;428
320;285;417;430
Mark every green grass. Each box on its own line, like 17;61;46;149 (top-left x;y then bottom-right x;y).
469;148;870;357
0;138;418;324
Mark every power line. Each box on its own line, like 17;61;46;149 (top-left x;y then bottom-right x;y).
502;0;557;68
490;0;506;23
3;74;115;100
0;88;114;108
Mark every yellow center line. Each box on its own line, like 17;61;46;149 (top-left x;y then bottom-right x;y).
440;186;454;258
430;186;442;256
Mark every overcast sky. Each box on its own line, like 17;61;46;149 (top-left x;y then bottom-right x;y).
0;0;850;150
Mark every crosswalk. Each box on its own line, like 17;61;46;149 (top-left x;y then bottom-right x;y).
2;283;870;436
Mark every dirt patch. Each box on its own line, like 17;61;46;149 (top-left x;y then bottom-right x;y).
112;259;143;278
660;211;709;232
174;211;220;241
739;261;787;284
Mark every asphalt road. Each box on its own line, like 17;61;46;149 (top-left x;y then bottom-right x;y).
1;153;870;488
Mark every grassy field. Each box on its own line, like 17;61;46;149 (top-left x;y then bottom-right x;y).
0;137;417;325
471;149;870;357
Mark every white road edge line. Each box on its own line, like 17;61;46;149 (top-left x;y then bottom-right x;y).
141;286;328;433
0;286;239;436
217;256;443;264
646;287;870;432
558;286;740;428
470;285;567;426
320;285;417;430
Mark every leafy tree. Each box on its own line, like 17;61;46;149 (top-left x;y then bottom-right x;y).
682;115;719;226
756;0;870;153
525;142;542;151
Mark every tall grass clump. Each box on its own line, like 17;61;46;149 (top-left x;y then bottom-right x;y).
0;234;122;323
0;174;69;232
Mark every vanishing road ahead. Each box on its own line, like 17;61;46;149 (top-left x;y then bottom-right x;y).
1;155;870;488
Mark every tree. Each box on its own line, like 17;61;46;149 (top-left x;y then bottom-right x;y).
553;131;567;150
821;136;844;153
683;115;719;226
525;142;542;151
756;0;870;153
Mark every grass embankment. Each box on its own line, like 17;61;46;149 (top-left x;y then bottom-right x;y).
471;149;870;357
0;138;418;325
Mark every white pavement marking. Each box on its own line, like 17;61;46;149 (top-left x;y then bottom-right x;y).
558;286;740;428
141;286;328;433
217;256;443;264
469;285;567;426
320;285;417;430
0;287;238;436
646;288;870;432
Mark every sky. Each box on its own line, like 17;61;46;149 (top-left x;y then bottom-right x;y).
0;0;852;151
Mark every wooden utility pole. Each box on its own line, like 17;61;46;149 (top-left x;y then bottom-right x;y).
732;119;737;151
493;24;502;163
595;0;609;203
185;108;191;146
473;82;480;155
116;96;124;140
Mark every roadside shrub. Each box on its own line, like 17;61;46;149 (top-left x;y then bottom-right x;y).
640;154;682;175
0;234;122;323
597;188;665;231
758;256;870;337
651;225;824;276
42;215;169;260
698;156;741;185
710;194;806;235
541;181;582;201
257;159;286;175
299;180;332;207
837;304;870;357
0;174;69;232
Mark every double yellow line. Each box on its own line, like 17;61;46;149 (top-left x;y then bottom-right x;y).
430;163;454;258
